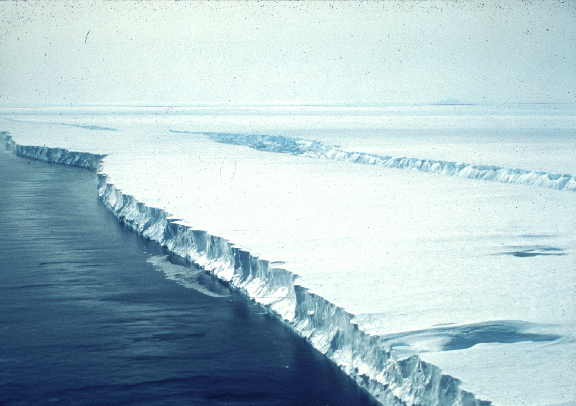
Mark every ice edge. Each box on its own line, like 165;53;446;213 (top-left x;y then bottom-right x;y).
206;132;576;192
4;131;492;406
3;132;105;172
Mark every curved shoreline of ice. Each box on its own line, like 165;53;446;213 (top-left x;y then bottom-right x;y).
4;132;490;406
204;132;576;192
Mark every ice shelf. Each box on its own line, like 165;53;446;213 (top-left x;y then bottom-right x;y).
3;115;575;406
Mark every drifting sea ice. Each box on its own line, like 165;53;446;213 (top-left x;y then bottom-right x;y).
2;109;575;406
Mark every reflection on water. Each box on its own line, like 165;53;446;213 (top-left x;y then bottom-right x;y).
146;254;230;298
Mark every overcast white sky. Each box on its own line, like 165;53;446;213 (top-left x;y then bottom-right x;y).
1;1;574;106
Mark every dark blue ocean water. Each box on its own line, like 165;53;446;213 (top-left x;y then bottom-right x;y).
0;150;378;406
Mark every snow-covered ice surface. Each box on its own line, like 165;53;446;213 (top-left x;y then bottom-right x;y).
2;105;575;406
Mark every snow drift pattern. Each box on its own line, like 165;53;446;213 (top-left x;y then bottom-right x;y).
207;132;576;192
4;132;491;406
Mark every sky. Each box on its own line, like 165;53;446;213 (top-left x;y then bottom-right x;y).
0;0;575;107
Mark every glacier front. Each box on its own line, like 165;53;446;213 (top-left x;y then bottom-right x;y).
2;107;575;406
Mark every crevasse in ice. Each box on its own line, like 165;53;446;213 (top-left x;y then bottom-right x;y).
205;131;576;191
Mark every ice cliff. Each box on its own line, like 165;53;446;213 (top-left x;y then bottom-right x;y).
4;132;105;172
205;132;576;192
4;131;491;406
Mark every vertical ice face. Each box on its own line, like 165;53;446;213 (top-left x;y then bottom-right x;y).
96;178;490;406
5;135;492;406
8;141;106;172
